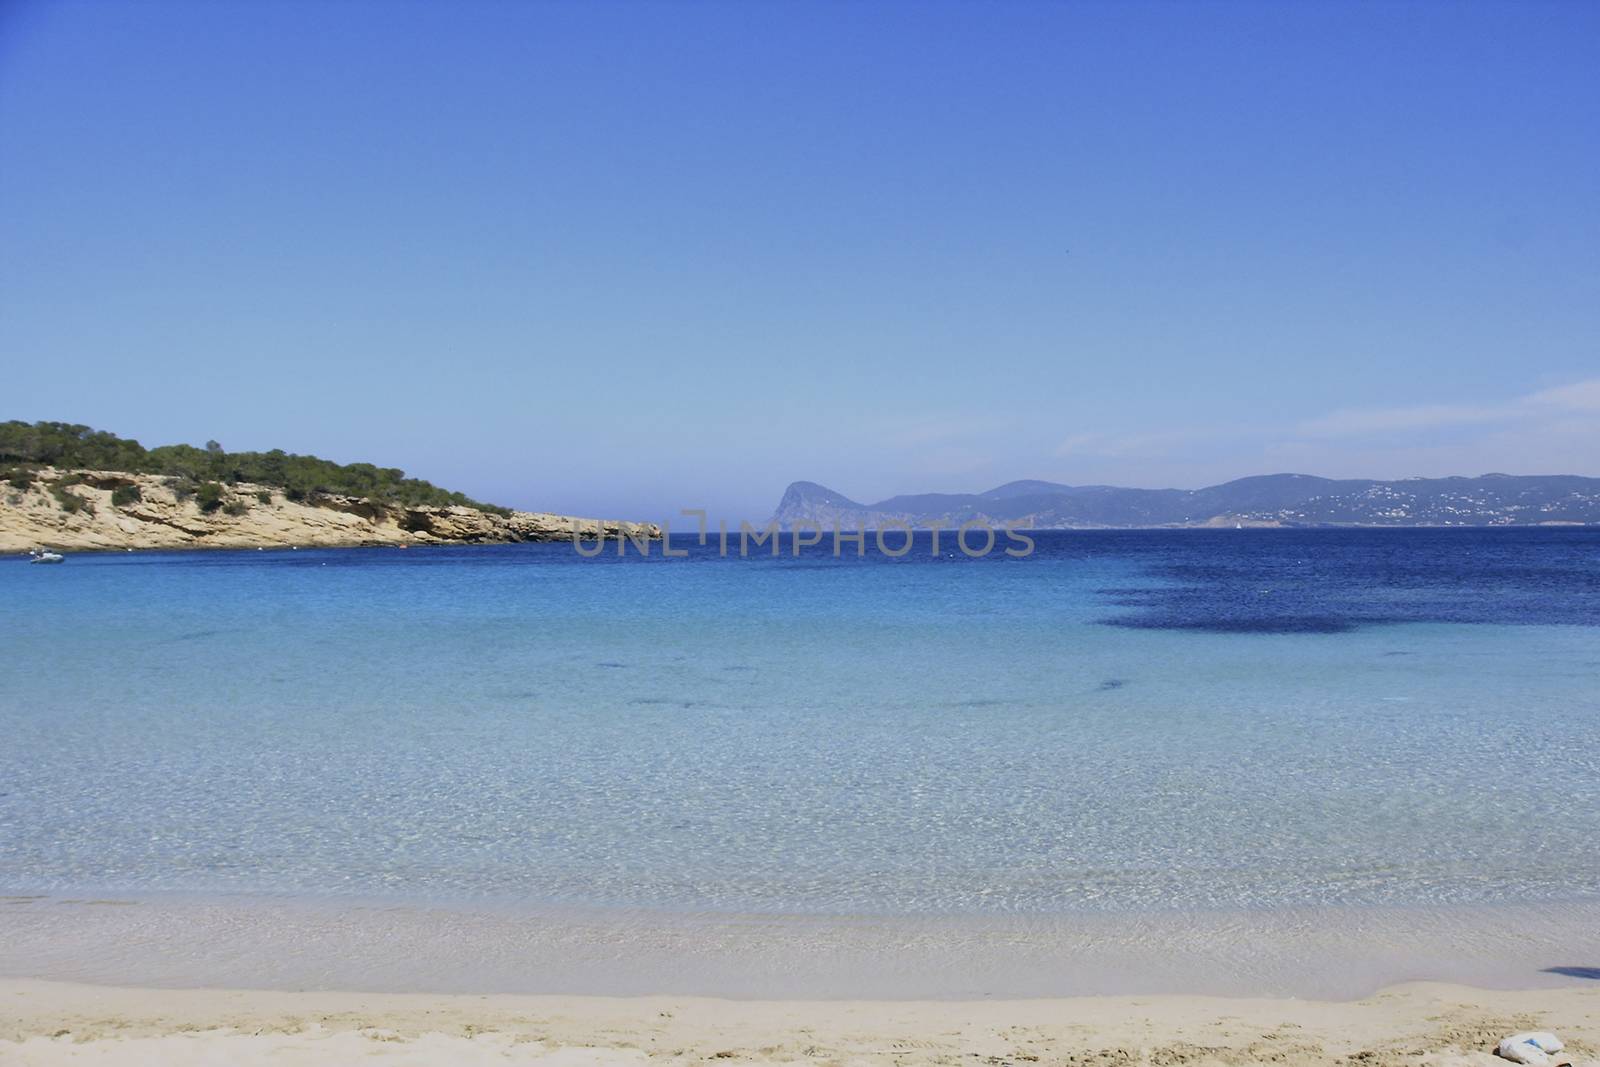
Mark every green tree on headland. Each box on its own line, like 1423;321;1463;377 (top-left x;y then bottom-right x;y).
195;481;225;512
0;421;510;515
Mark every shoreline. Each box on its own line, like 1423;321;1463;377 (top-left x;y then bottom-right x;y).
6;893;1600;1002
4;978;1598;1065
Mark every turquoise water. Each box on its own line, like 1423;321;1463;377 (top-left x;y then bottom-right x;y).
3;531;1598;917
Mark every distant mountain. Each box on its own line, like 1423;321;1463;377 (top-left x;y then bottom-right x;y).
769;473;1600;529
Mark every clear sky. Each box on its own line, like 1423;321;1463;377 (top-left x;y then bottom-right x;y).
3;0;1597;520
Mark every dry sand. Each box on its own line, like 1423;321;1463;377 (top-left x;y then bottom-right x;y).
3;979;1599;1066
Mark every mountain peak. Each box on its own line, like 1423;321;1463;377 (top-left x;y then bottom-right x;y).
775;481;864;509
770;482;874;528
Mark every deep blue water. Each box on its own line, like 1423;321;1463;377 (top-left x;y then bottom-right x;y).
2;528;1597;915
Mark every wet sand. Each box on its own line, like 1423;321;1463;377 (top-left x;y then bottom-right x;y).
5;894;1600;1000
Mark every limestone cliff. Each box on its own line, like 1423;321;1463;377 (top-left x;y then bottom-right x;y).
1;468;660;552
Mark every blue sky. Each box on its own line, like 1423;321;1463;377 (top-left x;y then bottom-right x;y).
2;0;1597;520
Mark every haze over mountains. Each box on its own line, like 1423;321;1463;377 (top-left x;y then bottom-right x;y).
770;474;1600;529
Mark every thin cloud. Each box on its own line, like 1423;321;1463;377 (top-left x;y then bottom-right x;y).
1054;426;1256;459
1046;377;1600;484
1524;379;1600;412
1295;403;1505;438
1294;377;1600;439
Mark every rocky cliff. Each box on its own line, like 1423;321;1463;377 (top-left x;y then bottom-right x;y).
1;468;660;552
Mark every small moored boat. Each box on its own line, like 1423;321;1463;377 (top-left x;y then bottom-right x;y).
27;549;65;564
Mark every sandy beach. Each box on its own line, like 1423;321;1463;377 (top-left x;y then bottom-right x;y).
3;978;1598;1065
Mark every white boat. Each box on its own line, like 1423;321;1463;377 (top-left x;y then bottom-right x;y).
27;549;65;564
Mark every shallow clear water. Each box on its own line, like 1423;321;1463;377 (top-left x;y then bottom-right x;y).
3;529;1598;916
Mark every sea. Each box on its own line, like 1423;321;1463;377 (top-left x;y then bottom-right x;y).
2;528;1598;997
